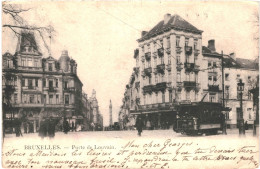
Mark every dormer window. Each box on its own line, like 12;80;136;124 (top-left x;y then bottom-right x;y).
7;60;12;68
176;37;180;47
185;38;189;46
48;63;53;71
34;59;39;67
21;58;26;66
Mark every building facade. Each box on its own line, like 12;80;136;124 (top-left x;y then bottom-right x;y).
2;32;83;133
121;13;259;129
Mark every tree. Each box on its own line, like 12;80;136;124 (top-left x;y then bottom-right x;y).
2;3;55;53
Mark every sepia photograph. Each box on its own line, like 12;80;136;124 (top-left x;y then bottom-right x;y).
1;1;259;168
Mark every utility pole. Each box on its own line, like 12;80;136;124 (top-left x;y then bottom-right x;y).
221;51;227;135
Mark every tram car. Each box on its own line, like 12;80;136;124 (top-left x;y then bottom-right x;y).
173;102;225;135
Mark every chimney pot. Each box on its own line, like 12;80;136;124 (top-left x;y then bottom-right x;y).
229;52;236;60
208;39;216;52
164;13;171;24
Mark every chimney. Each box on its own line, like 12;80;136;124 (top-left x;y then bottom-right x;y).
141;31;147;37
229;52;236;60
208;39;216;52
164;13;171;24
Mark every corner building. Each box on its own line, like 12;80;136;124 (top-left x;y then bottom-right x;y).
2;32;83;133
130;14;223;128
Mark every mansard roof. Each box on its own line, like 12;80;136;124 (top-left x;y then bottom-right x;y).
3;52;14;59
138;14;203;42
223;55;258;70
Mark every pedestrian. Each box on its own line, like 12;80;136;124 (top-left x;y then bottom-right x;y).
23;122;27;134
15;119;22;137
72;121;75;132
48;117;56;138
39;118;47;139
135;115;144;136
63;118;70;134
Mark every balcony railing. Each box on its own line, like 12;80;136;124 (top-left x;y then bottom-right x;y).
28;86;36;90
144;67;152;76
176;62;183;70
185;46;192;55
143;85;154;93
157;48;164;57
176;46;182;53
156;64;165;73
64;87;75;93
139;102;174;111
208;85;220;92
155;82;167;91
145;52;151;60
48;87;57;93
184;62;195;72
183;81;197;89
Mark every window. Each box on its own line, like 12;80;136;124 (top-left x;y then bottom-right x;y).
56;95;59;104
248;91;252;100
209;93;216;102
225;73;229;81
208;61;212;67
22;79;25;87
148;60;151;67
43;95;46;104
167;37;170;48
194;40;198;50
213;76;217;82
185;38;189;46
236;74;240;81
28;58;32;67
225;86;230;99
35;79;38;87
143;95;146;105
177;55;180;64
14;76;17;86
186;91;190;100
148;76;152;84
23;94;26;103
28;79;33;89
195;73;198;83
176;37;180;47
154;42;157;50
160;40;163;48
147;44;150;52
37;95;41;103
34;59;39;67
21;58;26;66
49;80;53;88
169;91;172;102
56;79;58;87
177;71;181;82
154;58;157;66
177;91;181;101
168;56;171;64
7;60;12;68
160;56;164;64
49;95;53;104
14;94;17;104
48;63;53;71
43;79;46;87
29;95;34;103
155;74;158;83
162;92;165;103
213;62;217;67
65;81;68;89
65;95;69;104
142;46;144;53
248;76;251;81
168;71;172;82
161;74;165;82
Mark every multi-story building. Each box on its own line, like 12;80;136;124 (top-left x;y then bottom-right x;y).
124;13;258;130
2;31;83;133
223;53;258;128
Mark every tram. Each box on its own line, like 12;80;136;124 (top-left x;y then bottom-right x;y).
173;102;225;135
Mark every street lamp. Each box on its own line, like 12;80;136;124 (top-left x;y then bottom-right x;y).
237;79;245;136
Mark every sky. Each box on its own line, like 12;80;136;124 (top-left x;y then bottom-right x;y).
2;1;259;126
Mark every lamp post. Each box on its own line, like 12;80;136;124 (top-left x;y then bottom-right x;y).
237;79;245;136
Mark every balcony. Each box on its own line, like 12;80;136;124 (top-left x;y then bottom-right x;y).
135;82;140;89
156;64;165;73
144;67;152;76
138;102;174;111
143;85;154;94
208;85;220;92
185;46;192;55
176;46;182;53
157;48;164;57
145;52;151;60
133;67;140;74
184;62;195;72
176;62;183;70
134;49;139;59
183;81;197;89
48;87;57;93
194;49;200;56
155;82;167;91
64;87;75;93
166;64;171;71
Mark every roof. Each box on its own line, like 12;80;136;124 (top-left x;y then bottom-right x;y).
138;14;203;42
223;55;258;70
15;32;42;55
2;52;13;59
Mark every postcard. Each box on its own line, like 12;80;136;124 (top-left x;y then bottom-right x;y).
2;1;259;169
